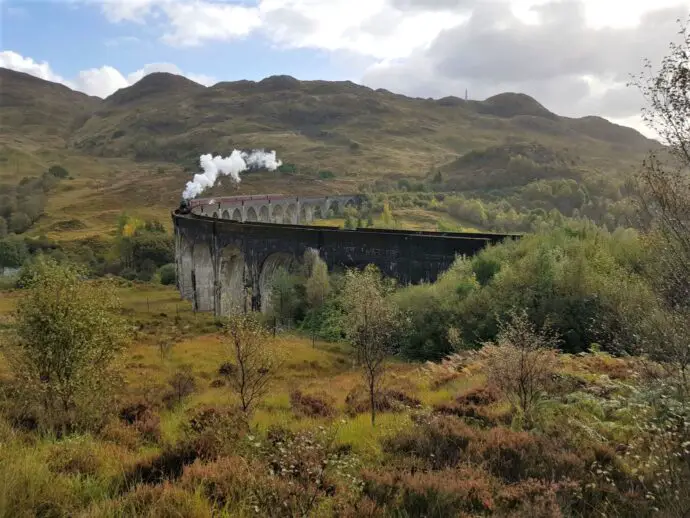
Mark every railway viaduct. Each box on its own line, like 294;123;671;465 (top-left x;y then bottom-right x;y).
189;193;360;224
174;194;515;315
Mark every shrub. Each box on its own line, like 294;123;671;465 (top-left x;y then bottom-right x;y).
218;361;236;377
469;427;584;484
8;259;128;434
9;212;31;234
46;437;102;476
99;419;143;450
252;427;354;518
472;254;502;286
433;386;505;426
345;386;421;416
481;309;560;426
100;482;212;518
137;259;157;282
382;415;477;469
118;399;162;443
361;467;495;517
159;263;176;285
496;479;572;517
0;234;28;269
180;456;256;510
165;366;196;407
289;389;336;418
181;406;248;460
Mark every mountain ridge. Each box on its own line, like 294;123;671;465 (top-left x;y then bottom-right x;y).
0;67;659;196
1;67;657;152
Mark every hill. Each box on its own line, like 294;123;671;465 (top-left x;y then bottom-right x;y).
0;67;660;239
0;68;100;146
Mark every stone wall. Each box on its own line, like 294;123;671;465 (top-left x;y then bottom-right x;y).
174;211;515;316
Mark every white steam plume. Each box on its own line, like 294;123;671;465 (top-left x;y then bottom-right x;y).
182;149;282;200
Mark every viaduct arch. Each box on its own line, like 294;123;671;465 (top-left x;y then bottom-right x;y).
175;195;516;316
189;194;360;225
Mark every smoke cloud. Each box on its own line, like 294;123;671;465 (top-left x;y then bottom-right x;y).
182;149;282;200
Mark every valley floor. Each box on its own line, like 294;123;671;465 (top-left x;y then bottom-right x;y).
1;282;681;517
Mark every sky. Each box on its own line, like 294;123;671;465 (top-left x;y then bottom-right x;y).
1;0;689;137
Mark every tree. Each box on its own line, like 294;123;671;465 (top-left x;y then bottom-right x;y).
630;17;690;394
9;212;31;234
48;165;69;179
22;194;45;222
137;258;157;282
0;235;28;269
481;309;559;427
8;259;129;433
167;365;196;406
0;194;17;219
159;263;177;285
0;217;7;238
342;264;402;426
268;267;298;332
223;313;280;417
632;17;690;306
380;200;394;228
305;253;330;346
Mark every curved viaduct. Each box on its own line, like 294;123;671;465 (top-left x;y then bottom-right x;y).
173;194;515;315
188;194;360;224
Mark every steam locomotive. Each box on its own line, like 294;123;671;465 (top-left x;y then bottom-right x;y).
178;198;193;214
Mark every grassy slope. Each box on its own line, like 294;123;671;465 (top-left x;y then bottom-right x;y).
0;282;470;459
0;68;658;242
0;281;650;517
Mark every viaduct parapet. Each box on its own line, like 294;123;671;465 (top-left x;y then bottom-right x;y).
187;194;360;224
174;195;516;316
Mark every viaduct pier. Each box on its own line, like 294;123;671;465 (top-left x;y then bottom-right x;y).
173;194;516;315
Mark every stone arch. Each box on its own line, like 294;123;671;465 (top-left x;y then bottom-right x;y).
328;200;341;217
259;252;298;313
299;204;313;223
219;246;246;315
231;208;242;221
345;199;356;210
177;233;194;301
192;242;214;312
259;205;270;223
312;205;324;219
285;203;297;224
272;204;284;224
212;211;219;218
246;206;258;222
221;210;230;219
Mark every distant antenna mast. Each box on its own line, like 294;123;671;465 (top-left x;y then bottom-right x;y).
465;88;468;100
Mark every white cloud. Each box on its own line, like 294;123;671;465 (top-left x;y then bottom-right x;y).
74;65;130;96
359;0;688;134
98;0;166;22
161;1;262;46
6;0;688;136
0;51;68;84
258;0;468;60
0;50;216;98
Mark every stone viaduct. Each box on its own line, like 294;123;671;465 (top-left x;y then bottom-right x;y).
189;194;360;224
174;194;516;316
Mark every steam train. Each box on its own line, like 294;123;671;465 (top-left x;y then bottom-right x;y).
178;198;193;214
177;194;293;216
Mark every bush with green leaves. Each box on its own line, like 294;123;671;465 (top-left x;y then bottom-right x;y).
0;234;28;269
6;258;129;433
395;223;657;360
159;263;177;285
